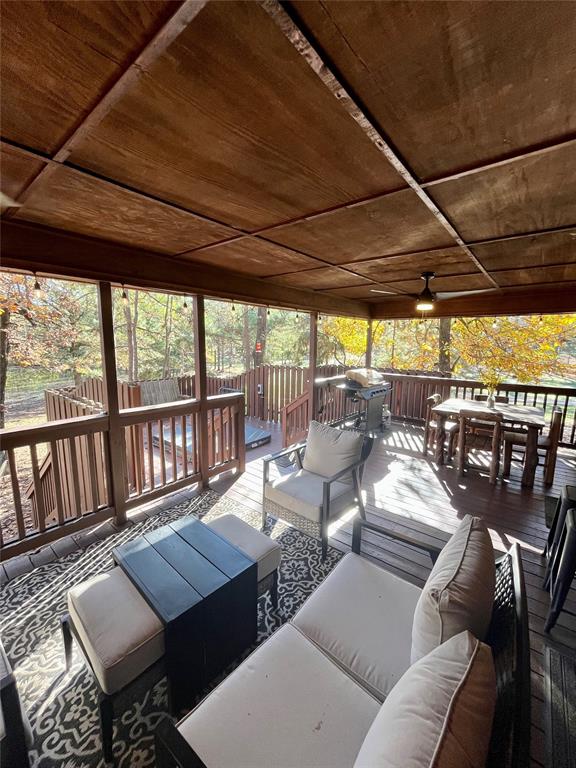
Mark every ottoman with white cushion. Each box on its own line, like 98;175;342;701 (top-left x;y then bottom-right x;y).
207;514;281;607
62;566;164;763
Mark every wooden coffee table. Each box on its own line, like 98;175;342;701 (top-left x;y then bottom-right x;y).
113;516;257;712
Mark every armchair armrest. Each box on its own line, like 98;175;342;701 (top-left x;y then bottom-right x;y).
262;443;306;483
155;717;208;768
262;443;306;465
352;518;442;564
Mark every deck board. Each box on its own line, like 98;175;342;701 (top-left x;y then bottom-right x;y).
215;421;576;768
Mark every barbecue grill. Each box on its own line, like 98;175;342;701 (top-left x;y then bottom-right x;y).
315;369;392;434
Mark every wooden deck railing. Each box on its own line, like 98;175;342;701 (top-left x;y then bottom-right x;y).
381;372;576;447
0;392;245;560
1;414;113;558
280;370;576;448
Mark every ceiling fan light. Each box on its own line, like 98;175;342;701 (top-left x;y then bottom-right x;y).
416;299;434;312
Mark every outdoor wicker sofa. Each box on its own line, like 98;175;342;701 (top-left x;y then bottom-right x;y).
155;514;530;768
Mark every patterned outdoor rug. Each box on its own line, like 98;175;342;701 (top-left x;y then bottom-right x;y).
1;489;342;767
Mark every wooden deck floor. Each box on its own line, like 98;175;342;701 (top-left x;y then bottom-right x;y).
215;420;576;768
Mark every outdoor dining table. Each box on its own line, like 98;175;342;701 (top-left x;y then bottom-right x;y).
432;397;547;488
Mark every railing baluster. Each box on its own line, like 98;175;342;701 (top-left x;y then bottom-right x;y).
147;421;155;491
171;417;177;481
50;440;65;525
68;437;82;518
181;415;188;477
30;444;46;532
159;419;167;485
7;448;25;540
86;432;100;511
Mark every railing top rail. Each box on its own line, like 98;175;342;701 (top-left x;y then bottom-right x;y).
378;371;576;396
0;413;109;449
118;392;245;427
119;397;201;426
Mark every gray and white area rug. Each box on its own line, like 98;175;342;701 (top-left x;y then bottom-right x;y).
1;490;342;767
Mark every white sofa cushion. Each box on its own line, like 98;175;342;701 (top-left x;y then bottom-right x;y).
302;420;364;479
207;513;281;581
178;623;380;768
354;631;496;768
293;553;421;700
264;469;356;523
67;567;164;695
411;515;495;663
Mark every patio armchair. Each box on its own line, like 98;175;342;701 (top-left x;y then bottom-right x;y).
422;394;458;458
262;421;373;560
503;407;563;485
0;640;32;768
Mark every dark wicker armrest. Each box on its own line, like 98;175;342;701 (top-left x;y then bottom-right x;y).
155;717;208;768
352;518;442;564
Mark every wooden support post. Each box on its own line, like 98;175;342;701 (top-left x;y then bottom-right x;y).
98;281;127;525
193;295;210;488
308;312;318;424
366;320;373;369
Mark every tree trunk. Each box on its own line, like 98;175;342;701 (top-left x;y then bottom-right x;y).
243;308;251;371
163;295;173;377
132;291;139;381
439;317;451;374
0;308;10;430
124;296;135;381
253;306;267;367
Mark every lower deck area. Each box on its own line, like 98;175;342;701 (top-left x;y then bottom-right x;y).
1;419;574;767
220;420;576;768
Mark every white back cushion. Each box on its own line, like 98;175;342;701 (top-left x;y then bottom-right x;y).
303;420;364;479
354;631;496;768
411;515;495;663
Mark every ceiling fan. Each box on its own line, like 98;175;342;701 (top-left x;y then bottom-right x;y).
371;271;495;311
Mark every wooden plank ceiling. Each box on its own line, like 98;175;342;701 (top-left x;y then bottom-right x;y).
1;0;575;318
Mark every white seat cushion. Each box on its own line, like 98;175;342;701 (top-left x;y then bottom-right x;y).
178;623;380;768
354;631;496;768
302;420;364;479
67;567;164;695
207;514;281;581
411;515;495;663
293;553;421;700
264;469;356;523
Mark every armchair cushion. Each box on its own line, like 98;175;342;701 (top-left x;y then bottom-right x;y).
302;421;364;479
264;469;356;524
354;631;496;768
411;515;495;663
177;623;380;768
293;553;421;700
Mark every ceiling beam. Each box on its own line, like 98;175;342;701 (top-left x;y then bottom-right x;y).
259;0;500;290
4;0;209;214
370;285;576;319
0;220;370;318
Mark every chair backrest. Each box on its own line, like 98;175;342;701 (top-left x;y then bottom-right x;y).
486;544;530;768
475;394;509;404
425;394;442;423
548;408;563;444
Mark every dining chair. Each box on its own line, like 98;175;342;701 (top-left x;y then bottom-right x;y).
422;394;459;458
457;410;503;484
502;408;562;486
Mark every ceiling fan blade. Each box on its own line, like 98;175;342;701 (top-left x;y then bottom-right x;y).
435;289;496;300
370;288;397;295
